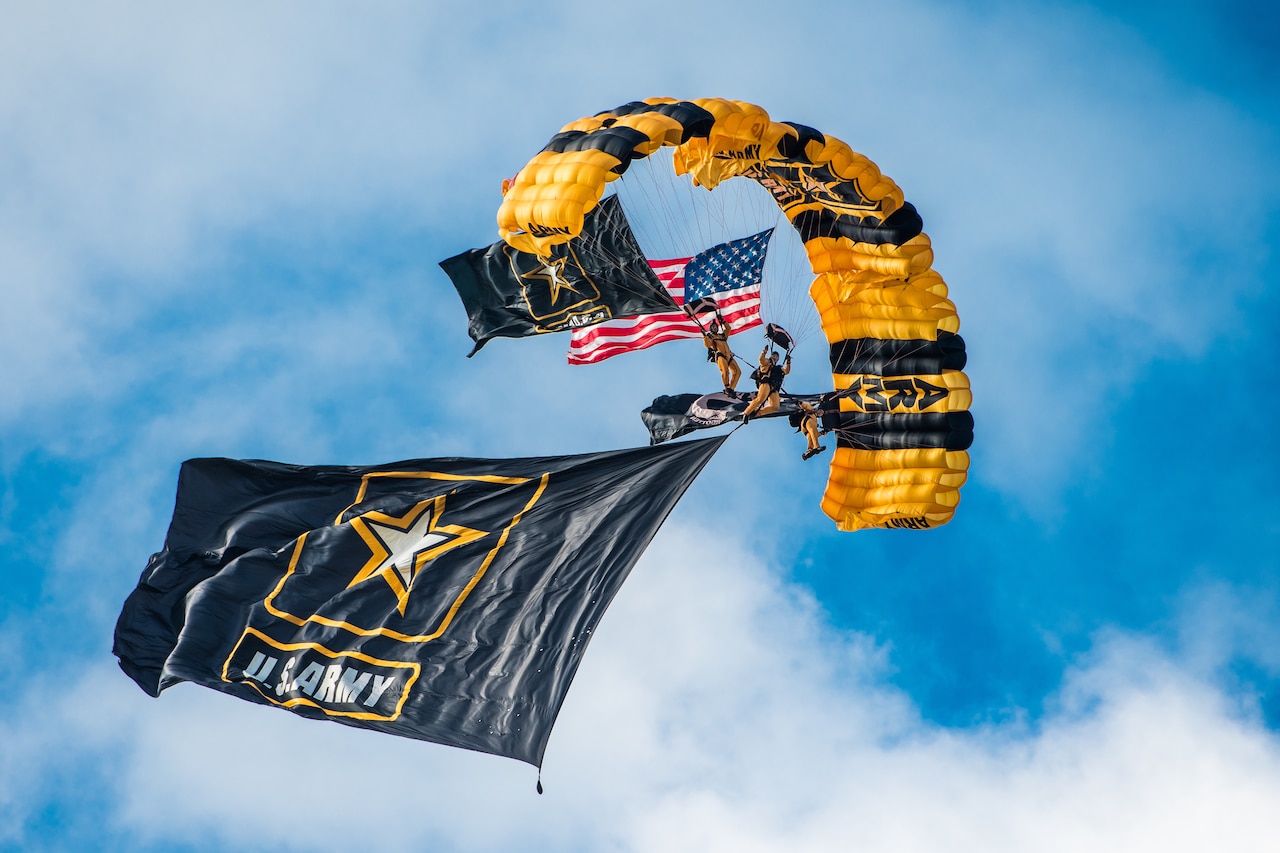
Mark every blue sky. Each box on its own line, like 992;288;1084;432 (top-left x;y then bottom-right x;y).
2;1;1278;850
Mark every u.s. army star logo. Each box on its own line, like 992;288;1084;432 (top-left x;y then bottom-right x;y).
520;255;583;304
258;470;549;644
222;469;549;722
348;495;487;616
507;244;603;325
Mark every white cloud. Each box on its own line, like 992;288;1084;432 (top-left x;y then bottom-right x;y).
3;3;1277;845
3;0;1273;511
4;524;1280;851
4;0;1272;523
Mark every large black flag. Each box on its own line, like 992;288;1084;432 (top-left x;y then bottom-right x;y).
440;195;678;355
114;437;724;767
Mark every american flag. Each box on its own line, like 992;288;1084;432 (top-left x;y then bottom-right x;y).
567;229;771;365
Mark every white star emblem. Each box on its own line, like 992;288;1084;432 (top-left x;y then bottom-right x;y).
348;495;487;616
522;255;583;303
366;511;447;590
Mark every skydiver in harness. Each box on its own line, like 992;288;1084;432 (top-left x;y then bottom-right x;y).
702;317;741;393
791;391;840;460
686;298;741;394
741;346;789;423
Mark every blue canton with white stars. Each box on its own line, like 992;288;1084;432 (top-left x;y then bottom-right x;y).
683;229;773;301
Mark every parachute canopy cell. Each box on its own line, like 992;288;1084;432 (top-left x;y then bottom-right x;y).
498;98;973;532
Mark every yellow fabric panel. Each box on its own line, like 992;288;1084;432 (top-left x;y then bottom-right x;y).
909;269;949;298
610;111;688;152
826;465;968;490
826;295;957;322
811;287;959;344
830;481;957;507
672;103;780;188
805;233;935;278
498;149;623;255
811;277;957;324
820;493;960;530
559;115;610;134
821;449;969;531
809;268;950;306
824;315;952;343
806;240;961;344
813;272;952;310
830;447;969;472
679;96;739;121
513;149;619;192
822;502;958;532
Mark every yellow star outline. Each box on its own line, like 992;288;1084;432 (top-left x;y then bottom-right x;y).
520;254;584;304
789;165;877;214
797;167;841;200
348;495;488;617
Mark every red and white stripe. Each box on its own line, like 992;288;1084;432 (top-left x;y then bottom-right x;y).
567;258;762;365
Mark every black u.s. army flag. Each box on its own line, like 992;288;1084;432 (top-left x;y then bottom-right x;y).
440;194;678;355
114;437;725;767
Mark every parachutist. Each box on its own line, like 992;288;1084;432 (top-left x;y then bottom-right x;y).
796;401;827;460
742;347;789;421
788;391;842;458
702;317;741;392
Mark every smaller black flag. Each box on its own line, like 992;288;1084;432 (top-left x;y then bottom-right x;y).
641;391;827;445
440;195;678;355
114;437;725;768
640;390;972;451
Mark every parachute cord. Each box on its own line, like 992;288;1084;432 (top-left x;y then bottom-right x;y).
537;767;543;795
684;306;710;335
610;147;824;349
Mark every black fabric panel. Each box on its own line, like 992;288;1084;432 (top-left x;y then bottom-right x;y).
833;411;974;451
777;122;825;161
605;100;716;141
790;201;924;245
830;332;968;377
542;126;652;173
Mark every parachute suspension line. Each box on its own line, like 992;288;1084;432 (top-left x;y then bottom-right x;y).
761;205;820;350
610;147;823;354
699;166;819;354
613;150;707;261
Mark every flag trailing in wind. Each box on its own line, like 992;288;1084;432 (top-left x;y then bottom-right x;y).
440;195;678;356
114;437;725;768
639;387;974;451
641;390;830;445
566;228;772;365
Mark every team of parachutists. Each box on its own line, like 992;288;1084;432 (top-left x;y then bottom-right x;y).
699;314;830;460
